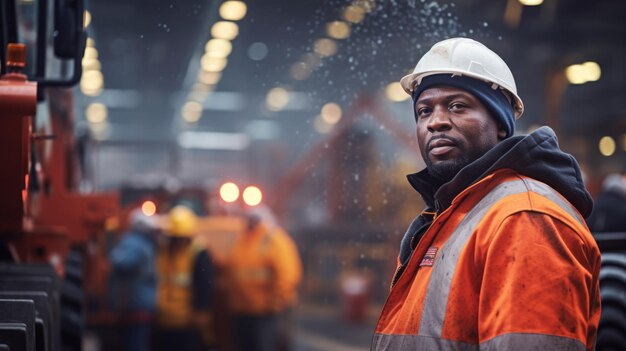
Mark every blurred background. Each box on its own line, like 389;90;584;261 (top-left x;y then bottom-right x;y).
2;0;626;350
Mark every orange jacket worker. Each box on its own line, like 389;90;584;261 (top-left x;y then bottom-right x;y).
372;38;601;351
226;205;302;351
227;222;301;315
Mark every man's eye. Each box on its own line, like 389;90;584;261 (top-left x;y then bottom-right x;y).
416;107;431;117
449;103;466;111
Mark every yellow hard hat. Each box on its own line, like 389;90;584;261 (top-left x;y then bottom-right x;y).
168;205;198;237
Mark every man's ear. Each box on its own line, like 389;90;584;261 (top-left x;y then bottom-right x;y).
495;122;507;140
497;128;507;140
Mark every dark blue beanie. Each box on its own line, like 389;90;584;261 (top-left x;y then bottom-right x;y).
411;74;516;138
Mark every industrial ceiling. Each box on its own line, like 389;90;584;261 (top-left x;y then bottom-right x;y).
73;0;625;188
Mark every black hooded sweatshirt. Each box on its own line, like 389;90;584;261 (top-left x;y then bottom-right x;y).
396;126;593;278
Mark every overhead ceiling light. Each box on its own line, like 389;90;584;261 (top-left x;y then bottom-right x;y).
386;82;410;102
205;49;230;59
266;87;290;111
321;102;342;124
518;0;543;5
86;103;108;124
211;21;239;40
81;70;104;91
81;86;103;97
565;61;601;85
581;61;601;82
326;21;351;40
205;38;232;58
83;10;92;28
198;71;222;85
565;64;586;85
81;73;104;96
219;1;247;21
82;58;101;71
343;5;366;23
84;47;98;59
290;62;311;80
248;42;268;61
181;101;203;123
314;38;338;57
598;136;616;157
201;55;228;72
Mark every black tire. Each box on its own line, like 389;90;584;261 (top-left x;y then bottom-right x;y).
597;252;626;351
60;248;84;351
602;253;626;270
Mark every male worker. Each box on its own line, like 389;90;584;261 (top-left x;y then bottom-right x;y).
372;38;601;351
226;205;302;351
109;208;159;351
155;205;215;351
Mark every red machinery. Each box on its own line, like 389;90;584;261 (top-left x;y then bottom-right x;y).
1;1;118;350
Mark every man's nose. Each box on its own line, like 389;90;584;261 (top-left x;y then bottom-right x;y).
427;106;452;133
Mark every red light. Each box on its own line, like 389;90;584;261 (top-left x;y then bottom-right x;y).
141;200;157;216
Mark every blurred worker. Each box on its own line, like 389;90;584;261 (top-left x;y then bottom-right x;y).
226;205;302;351
155;205;215;351
108;208;159;351
372;38;601;351
587;173;626;232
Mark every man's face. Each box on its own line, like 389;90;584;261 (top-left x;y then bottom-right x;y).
414;86;506;182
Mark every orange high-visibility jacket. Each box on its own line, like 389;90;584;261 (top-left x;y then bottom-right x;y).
156;242;206;328
226;223;302;315
373;169;601;351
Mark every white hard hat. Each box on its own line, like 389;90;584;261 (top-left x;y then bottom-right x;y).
400;37;524;118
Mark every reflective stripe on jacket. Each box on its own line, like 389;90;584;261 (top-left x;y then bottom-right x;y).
373;169;601;351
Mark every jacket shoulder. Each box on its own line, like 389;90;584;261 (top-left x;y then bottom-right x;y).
475;172;597;250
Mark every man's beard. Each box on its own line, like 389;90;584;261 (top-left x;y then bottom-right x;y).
425;154;471;183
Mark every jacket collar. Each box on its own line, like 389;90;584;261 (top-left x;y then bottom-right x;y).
406;127;593;217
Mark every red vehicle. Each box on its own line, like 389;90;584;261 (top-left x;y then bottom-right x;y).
1;1;117;350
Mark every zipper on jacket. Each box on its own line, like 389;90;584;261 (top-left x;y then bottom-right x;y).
377;173;504;337
389;210;438;289
388;174;504;290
